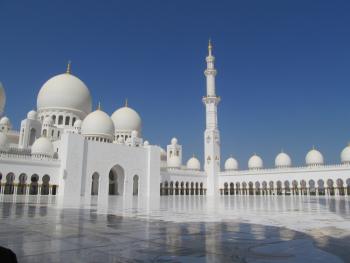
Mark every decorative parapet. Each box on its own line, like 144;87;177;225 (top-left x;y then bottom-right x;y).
0;152;60;164
219;163;350;177
161;168;206;177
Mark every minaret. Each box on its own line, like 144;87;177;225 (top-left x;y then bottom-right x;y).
203;40;221;196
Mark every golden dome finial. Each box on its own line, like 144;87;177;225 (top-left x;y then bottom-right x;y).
97;101;101;110
66;60;71;74
125;98;128;107
208;38;212;55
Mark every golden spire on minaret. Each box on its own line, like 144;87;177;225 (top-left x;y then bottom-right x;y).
208;38;213;56
66;61;71;74
125;98;128;107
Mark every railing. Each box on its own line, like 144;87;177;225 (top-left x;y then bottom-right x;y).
0;152;60;163
161;168;206;177
219;163;350;176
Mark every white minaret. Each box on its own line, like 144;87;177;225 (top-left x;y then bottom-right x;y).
203;40;221;196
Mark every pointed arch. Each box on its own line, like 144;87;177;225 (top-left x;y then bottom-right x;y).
29;128;36;146
133;175;139;196
17;173;27;195
91;172;100;195
164;181;169;195
29;174;39;195
4;173;15;195
229;182;234;195
41;175;50;195
109;165;125;195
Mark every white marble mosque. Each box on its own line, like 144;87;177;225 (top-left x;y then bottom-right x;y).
0;41;350;204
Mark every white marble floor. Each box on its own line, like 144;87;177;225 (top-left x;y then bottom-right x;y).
0;195;349;262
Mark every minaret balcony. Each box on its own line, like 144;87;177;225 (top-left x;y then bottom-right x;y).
202;96;221;105
204;69;217;76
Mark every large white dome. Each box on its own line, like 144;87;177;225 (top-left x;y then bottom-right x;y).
37;73;92;115
341;144;350;164
111;105;141;134
275;152;292;168
0;132;9;152
81;109;114;141
225;157;238;171
31;137;54;157
186;156;201;170
248;154;263;170
306;148;324;166
0;82;6;114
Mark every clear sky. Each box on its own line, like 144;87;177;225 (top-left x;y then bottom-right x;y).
0;0;350;168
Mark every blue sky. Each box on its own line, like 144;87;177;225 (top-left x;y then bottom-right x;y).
0;0;350;168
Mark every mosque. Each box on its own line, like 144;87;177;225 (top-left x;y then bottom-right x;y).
0;42;350;203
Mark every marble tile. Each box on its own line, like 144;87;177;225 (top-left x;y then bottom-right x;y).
0;196;349;262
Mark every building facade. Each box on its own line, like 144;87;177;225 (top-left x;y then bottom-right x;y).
0;43;350;203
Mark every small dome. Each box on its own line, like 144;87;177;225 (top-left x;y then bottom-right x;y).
225;157;238;171
81;109;114;141
248;154;263;170
171;137;178;145
31;137;54;157
186;156;201;170
73;119;82;128
167;156;181;168
37;73;92;115
27;110;37;120
0;116;10;126
43;116;54;126
0;132;9;152
144;140;150;146
0;82;6;114
111;105;141;134
341;144;350;164
275;152;292;168
306;148;324;166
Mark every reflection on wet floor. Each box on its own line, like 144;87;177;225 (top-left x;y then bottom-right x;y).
0;196;349;262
